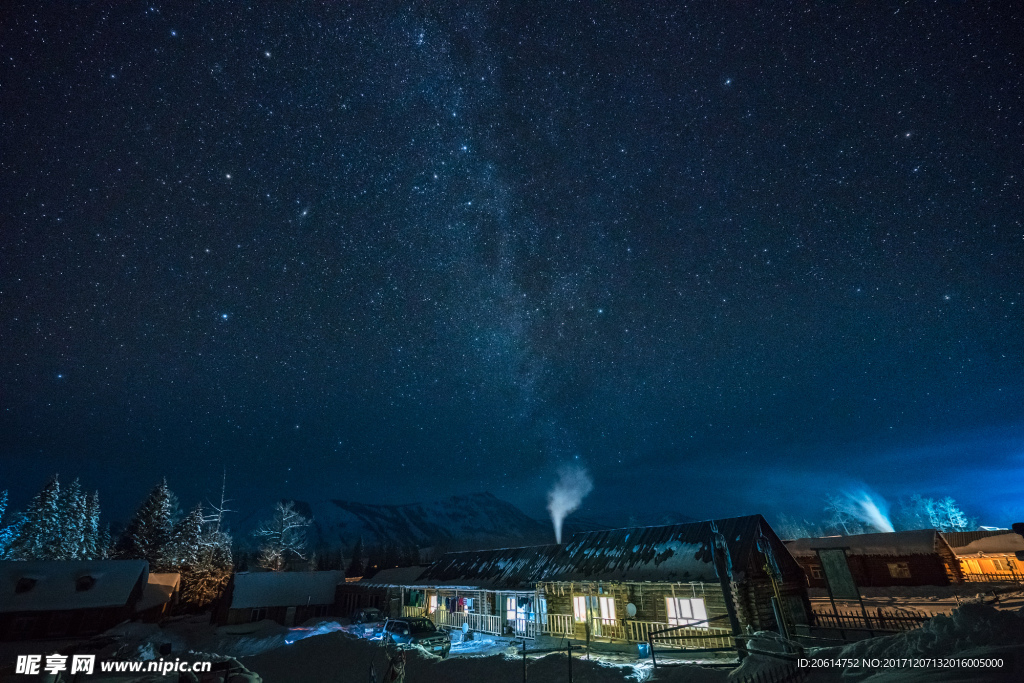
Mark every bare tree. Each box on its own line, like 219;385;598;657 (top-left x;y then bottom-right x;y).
254;501;310;571
822;494;866;536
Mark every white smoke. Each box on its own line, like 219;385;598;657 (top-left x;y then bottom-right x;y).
842;488;895;533
547;466;593;543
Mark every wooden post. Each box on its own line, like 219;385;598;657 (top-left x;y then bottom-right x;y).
710;520;745;657
521;639;527;682
567;643;573;682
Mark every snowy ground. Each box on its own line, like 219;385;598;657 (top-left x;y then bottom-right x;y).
1;603;1022;682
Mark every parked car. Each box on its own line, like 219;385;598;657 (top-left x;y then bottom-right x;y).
383;617;451;658
347;607;386;639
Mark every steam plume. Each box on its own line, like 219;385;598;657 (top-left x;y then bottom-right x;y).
547;466;593;543
842;488;895;533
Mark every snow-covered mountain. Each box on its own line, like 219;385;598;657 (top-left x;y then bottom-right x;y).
233;492;689;559
290;492;556;555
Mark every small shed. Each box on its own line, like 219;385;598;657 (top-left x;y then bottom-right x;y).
941;530;1024;580
216;570;344;626
136;572;181;622
336;566;429;618
0;560;149;640
786;529;963;588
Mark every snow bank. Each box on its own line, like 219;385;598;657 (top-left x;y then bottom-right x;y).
804;604;1024;683
646;663;729;682
242;630;659;683
827;603;1024;662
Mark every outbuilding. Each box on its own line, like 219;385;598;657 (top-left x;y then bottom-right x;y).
941;530;1024;581
0;560;149;640
786;529;963;588
136;572;181;622
216;570;344;626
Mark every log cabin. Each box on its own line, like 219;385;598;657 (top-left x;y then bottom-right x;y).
407;515;811;649
216;570;344;626
940;530;1024;581
786;529;963;589
0;560;149;640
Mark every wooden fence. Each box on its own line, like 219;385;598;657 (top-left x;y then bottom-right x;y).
812;607;930;633
961;571;1024;583
401;605;426;618
632;620;734;649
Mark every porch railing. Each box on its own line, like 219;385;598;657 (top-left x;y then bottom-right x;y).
428;609;504;636
512;617;539;639
401;605;426;618
590;617;625;640
542;613;575;637
428;609;462;630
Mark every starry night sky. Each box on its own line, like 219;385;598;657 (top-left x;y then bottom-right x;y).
1;2;1022;526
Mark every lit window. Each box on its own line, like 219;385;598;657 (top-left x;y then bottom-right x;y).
887;562;911;578
666;597;708;629
429;595;438;613
599;596;616;620
507;597;517;622
572;596;586;622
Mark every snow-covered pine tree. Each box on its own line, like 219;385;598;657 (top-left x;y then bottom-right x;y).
0;491;24;560
83;491;101;559
8;475;62;560
97;522;112;559
173;504;205;569
254;501;309;571
58;478;87;560
173;503;233;608
117;479;180;571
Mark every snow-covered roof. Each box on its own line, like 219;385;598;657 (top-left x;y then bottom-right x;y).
943;532;1024;557
416;515;803;589
0;560;149;613
358;566;429;586
230;570;343;609
786;529;945;558
137;572;180;612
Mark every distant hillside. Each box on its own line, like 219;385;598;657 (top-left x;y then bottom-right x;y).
297;492;555;555
233;492;693;560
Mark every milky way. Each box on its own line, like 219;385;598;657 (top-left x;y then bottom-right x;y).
1;2;1021;523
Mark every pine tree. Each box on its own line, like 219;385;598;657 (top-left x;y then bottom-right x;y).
0;491;24;560
83;491;102;559
97;523;112;559
172;504;205;569
346;537;365;578
117;479;180;571
58;478;87;560
9;475;62;560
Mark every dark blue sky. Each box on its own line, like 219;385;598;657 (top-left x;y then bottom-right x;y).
1;2;1021;526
